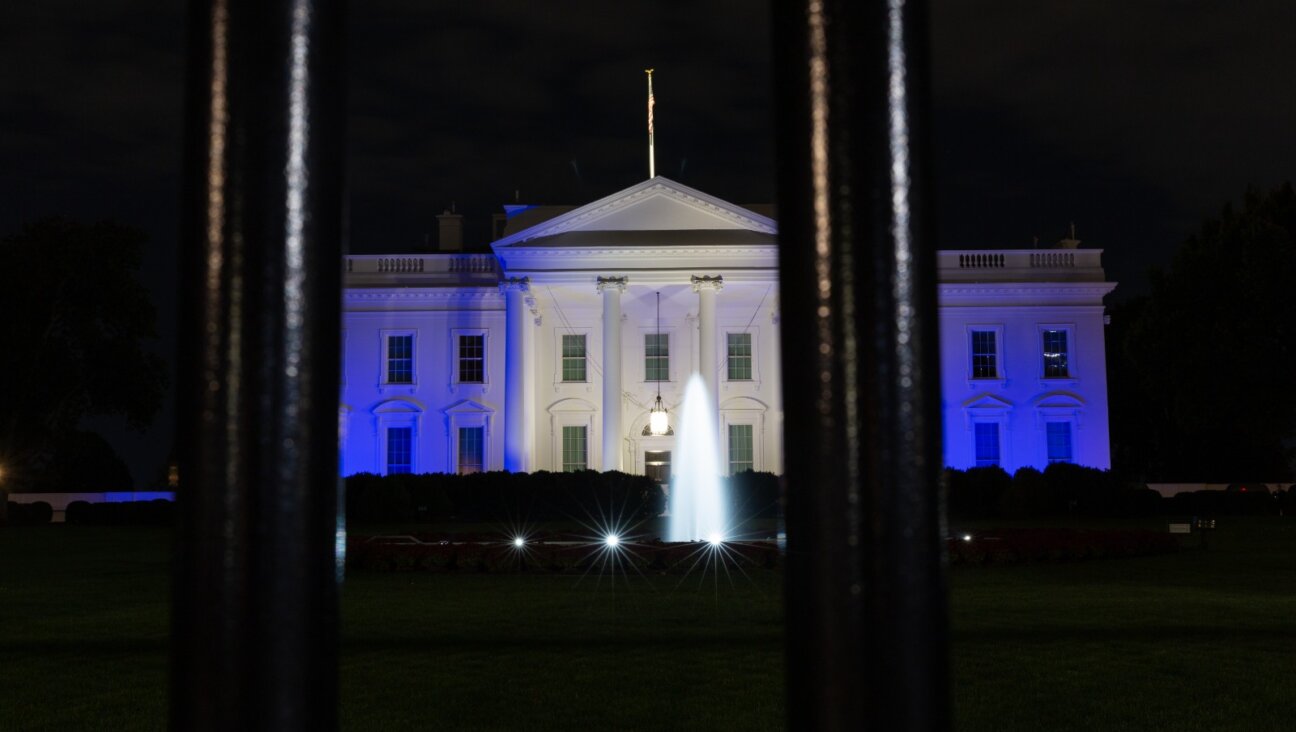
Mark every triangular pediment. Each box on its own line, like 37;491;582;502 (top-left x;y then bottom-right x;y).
962;394;1014;410
493;177;776;248
444;399;494;415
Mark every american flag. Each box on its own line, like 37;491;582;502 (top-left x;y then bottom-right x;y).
647;69;655;135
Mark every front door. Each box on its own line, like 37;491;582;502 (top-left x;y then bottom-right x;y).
644;450;671;485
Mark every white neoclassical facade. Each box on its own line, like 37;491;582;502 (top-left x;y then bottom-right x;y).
340;177;1115;478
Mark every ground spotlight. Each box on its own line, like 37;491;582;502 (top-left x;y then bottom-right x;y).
962;534;973;542
513;537;525;548
604;534;620;547
707;533;724;546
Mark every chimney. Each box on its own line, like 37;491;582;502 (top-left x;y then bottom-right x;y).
437;209;463;251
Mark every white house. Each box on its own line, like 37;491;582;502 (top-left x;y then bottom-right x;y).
339;177;1115;478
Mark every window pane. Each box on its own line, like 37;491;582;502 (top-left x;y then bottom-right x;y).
971;330;997;378
1046;422;1073;464
973;422;999;468
645;333;669;382
387;334;413;384
561;425;587;472
1042;329;1069;378
459;334;485;383
728;423;754;474
458;426;484;474
561;334;586;382
387;426;412;474
727;333;753;381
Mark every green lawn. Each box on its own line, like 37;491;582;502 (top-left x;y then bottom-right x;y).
1;519;1293;730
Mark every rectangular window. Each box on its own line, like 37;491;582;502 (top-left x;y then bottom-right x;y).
458;334;485;383
561;425;587;472
386;427;412;475
1042;329;1069;378
973;422;1000;468
727;333;753;381
458;427;484;474
561;334;587;382
386;334;413;384
645;333;669;382
728;424;754;474
971;330;998;378
1046;422;1073;464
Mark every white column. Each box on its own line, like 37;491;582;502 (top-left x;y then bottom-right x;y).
598;276;628;471
692;275;723;419
502;277;529;472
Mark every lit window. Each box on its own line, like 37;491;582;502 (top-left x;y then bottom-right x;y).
971;330;997;378
386;334;413;384
561;425;587;472
727;333;753;381
645;333;669;382
973;423;1000;468
458;334;485;383
386;427;412;474
458;427;484;474
1042;329;1069;378
1046;422;1073;464
561;334;587;382
728;424;754;474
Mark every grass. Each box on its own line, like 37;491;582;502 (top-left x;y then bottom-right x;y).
1;519;1294;730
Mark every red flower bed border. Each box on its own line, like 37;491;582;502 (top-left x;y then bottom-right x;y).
947;527;1179;566
346;535;781;574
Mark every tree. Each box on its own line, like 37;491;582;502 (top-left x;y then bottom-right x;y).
1112;183;1296;481
0;218;166;491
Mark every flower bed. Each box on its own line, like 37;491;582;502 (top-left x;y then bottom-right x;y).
947;527;1180;566
346;535;781;574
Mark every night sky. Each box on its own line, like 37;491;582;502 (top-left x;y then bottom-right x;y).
3;0;1293;484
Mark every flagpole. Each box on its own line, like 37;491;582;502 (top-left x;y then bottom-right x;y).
646;68;655;178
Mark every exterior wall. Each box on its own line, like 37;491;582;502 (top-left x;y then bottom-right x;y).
337;190;1116;478
937;302;1112;472
528;280;782;475
340;289;507;475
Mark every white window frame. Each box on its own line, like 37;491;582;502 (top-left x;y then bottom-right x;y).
640;326;677;384
548;401;597;472
724;330;758;382
450;328;490;388
1037;323;1077;383
374;400;422;475
456;426;486;474
445;399;494;473
966;324;1006;383
963;396;1012;470
1043;420;1076;464
719;399;767;475
971;420;1003;469
555;328;592;384
380;329;417;387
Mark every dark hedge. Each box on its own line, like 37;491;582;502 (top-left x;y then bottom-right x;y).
344;470;783;525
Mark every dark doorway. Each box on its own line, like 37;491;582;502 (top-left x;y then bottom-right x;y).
644;450;671;484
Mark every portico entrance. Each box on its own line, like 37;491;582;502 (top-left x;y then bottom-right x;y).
644;450;671;485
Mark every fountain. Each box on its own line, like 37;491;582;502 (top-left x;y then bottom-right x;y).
668;374;727;542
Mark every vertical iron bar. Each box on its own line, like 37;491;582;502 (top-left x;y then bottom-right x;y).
773;0;949;729
173;0;345;728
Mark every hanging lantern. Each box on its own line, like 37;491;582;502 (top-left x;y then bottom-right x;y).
642;291;673;437
648;395;671;436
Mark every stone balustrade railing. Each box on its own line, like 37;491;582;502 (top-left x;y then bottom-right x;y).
937;249;1105;282
345;253;498;277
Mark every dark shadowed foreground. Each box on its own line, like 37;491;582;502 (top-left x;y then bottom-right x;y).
1;520;1294;730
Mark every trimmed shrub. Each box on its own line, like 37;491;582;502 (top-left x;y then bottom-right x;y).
6;501;54;526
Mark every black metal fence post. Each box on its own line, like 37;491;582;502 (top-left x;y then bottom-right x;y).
173;0;345;728
773;0;950;729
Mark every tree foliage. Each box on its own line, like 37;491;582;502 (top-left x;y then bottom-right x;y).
0;218;166;490
1111;183;1296;481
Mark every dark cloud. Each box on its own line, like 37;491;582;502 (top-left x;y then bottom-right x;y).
2;0;1294;482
